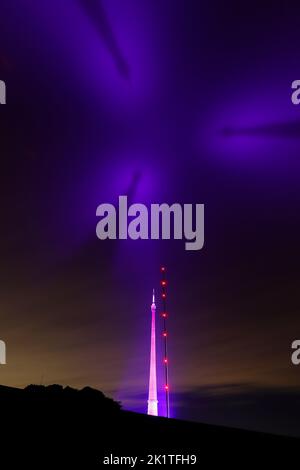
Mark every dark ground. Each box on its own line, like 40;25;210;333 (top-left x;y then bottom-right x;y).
0;384;298;467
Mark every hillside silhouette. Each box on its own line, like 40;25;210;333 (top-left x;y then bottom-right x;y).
0;384;298;467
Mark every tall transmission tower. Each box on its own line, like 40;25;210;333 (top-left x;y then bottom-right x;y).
147;289;158;416
160;266;170;418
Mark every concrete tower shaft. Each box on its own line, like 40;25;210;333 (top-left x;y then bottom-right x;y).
147;289;158;416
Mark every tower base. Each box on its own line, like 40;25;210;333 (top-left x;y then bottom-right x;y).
147;399;158;416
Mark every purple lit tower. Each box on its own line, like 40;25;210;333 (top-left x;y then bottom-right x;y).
147;289;158;416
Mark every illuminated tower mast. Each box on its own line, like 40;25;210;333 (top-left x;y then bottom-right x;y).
147;289;158;416
161;266;170;418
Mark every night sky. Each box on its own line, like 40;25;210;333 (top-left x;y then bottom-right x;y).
0;0;300;437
